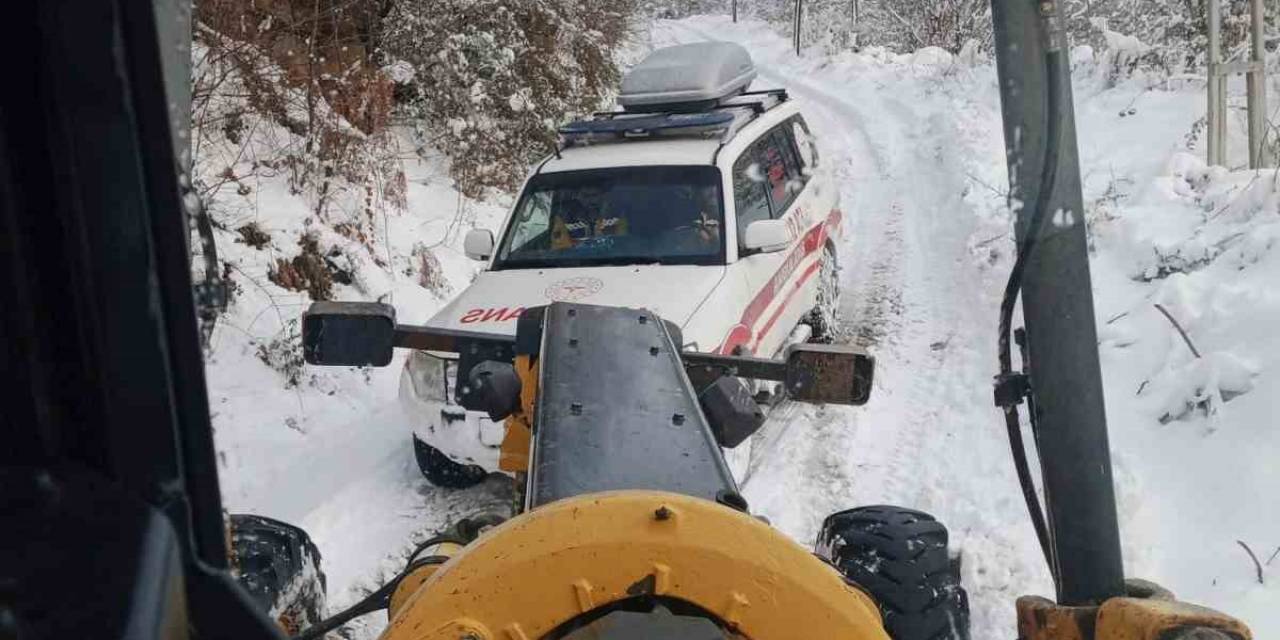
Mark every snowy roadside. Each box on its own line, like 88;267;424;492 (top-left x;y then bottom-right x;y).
201;125;515;631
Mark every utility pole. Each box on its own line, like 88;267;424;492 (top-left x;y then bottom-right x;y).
851;0;860;49
794;0;803;55
989;0;1125;606
1207;0;1227;166
1246;0;1268;168
1207;0;1269;168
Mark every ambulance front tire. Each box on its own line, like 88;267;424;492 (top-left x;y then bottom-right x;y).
412;435;488;489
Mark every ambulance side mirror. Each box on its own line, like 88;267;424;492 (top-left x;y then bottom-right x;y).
743;219;790;254
464;229;495;261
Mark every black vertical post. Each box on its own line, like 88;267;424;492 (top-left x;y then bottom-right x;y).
732;0;738;22
852;0;859;45
794;0;803;54
989;0;1125;605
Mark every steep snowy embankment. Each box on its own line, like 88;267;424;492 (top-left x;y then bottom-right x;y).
202;131;515;637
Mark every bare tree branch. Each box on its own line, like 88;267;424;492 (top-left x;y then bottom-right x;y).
1153;303;1202;359
883;5;924;47
1237;540;1265;585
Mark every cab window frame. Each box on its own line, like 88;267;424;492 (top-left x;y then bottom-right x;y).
790;114;820;171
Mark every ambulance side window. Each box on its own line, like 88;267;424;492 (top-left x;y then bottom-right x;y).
760;127;805;215
733;137;773;250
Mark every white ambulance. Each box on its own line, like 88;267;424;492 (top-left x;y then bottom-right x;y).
401;42;841;486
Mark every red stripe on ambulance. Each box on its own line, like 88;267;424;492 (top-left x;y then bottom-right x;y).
717;209;842;354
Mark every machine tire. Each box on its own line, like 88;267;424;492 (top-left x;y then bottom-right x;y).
413;435;488;489
817;506;969;640
228;513;326;635
805;246;841;343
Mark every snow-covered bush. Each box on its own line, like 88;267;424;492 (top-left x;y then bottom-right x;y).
1064;0;1272;74
380;0;640;197
192;0;406;246
735;0;989;54
892;0;992;54
643;0;730;19
720;0;1273;70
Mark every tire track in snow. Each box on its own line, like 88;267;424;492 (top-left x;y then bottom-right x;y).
660;19;916;539
774;64;908;351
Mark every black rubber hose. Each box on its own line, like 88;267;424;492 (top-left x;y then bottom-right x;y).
292;574;402;640
997;49;1067;585
292;535;463;640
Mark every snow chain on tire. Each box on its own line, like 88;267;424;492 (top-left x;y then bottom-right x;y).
806;246;841;343
228;513;327;635
816;505;970;640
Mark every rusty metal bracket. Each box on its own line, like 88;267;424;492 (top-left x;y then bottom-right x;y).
1016;581;1252;640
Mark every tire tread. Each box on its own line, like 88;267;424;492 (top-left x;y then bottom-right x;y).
817;505;969;640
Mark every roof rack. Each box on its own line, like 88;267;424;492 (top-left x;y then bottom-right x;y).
558;88;789;149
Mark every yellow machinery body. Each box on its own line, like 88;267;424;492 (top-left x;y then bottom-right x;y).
1017;586;1252;640
383;490;889;640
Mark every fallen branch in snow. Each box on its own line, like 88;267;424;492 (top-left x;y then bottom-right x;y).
1207;175;1256;221
1267;546;1280;567
1106;310;1130;325
1236;540;1265;585
972;232;1009;248
1153;304;1201;359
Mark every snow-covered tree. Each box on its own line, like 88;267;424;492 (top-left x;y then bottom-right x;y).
643;0;730;19
381;0;640;197
1063;0;1272;72
726;0;1273;66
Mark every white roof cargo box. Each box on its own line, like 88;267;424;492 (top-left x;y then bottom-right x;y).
618;42;757;113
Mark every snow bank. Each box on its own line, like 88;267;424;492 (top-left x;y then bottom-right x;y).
1090;153;1280;631
909;46;954;67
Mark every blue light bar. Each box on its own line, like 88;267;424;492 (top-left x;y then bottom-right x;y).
559;111;736;141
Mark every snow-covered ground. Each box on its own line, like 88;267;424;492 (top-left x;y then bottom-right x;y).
206;14;1279;638
202;131;517;636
